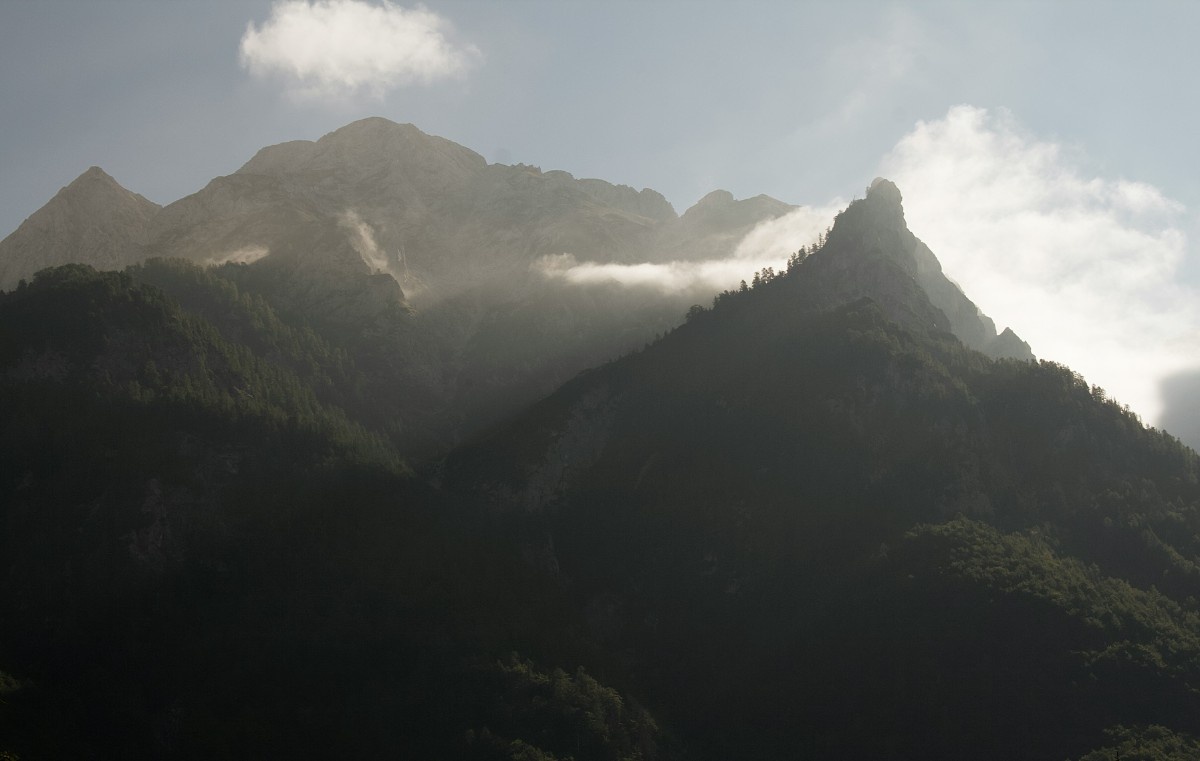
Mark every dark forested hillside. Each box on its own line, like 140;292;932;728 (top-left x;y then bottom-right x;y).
446;181;1200;760
0;263;668;759
2;177;1198;760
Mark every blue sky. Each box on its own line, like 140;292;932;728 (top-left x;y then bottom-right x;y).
2;0;1199;434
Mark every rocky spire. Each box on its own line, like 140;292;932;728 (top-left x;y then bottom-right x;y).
807;178;1033;360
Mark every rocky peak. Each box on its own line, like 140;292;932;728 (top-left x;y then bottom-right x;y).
72;164;121;186
810;178;1034;361
681;190;794;233
867;176;903;203
56;166;158;215
693;189;736;208
238;117;487;189
576;178;677;222
310;117;486;179
0;167;160;290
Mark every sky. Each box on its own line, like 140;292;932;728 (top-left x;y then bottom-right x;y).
2;0;1199;439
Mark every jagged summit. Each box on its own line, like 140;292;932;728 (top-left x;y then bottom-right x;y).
805;178;1033;360
679;189;795;237
868;175;901;196
62;165;153;204
73;165;119;185
862;177;905;224
685;189;792;215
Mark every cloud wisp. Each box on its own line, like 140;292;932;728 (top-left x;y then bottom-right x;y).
339;209;401;277
240;0;479;101
536;203;844;296
203;246;270;267
880;105;1197;426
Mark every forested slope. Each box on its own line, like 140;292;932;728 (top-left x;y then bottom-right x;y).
446;183;1200;760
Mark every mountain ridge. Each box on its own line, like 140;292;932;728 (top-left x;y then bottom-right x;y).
0;118;799;301
0;119;1041;452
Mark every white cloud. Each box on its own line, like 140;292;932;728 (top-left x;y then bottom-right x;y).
880;105;1198;425
240;0;479;100
536;204;842;295
203;245;270;266
536;254;767;295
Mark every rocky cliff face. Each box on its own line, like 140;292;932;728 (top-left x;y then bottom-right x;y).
0;167;160;290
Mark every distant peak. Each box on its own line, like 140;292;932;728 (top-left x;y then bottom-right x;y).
356;116;411;128
70;166;119;187
696;189;735;206
691;190;792;213
60;166;155;208
325;116;423;141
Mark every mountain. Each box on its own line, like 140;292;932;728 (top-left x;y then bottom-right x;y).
668;189;795;261
806;178;1031;360
0;118;810;454
445;180;1199;760
0;167;160;290
0;122;1035;455
0;261;670;760
0;118;792;303
9;126;1186;759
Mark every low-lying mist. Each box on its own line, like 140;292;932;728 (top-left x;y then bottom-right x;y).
535;202;844;296
203;246;270;266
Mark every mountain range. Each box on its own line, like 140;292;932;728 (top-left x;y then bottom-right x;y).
0;118;794;299
1;119;1195;761
2;119;848;454
0;119;1034;451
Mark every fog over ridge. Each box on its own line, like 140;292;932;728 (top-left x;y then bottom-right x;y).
202;246;270;267
536;202;845;295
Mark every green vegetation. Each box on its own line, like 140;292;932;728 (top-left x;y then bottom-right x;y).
1076;726;1200;761
446;196;1200;760
458;655;662;761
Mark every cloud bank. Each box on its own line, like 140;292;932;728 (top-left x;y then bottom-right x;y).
240;0;479;100
536;203;843;296
880;105;1197;425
